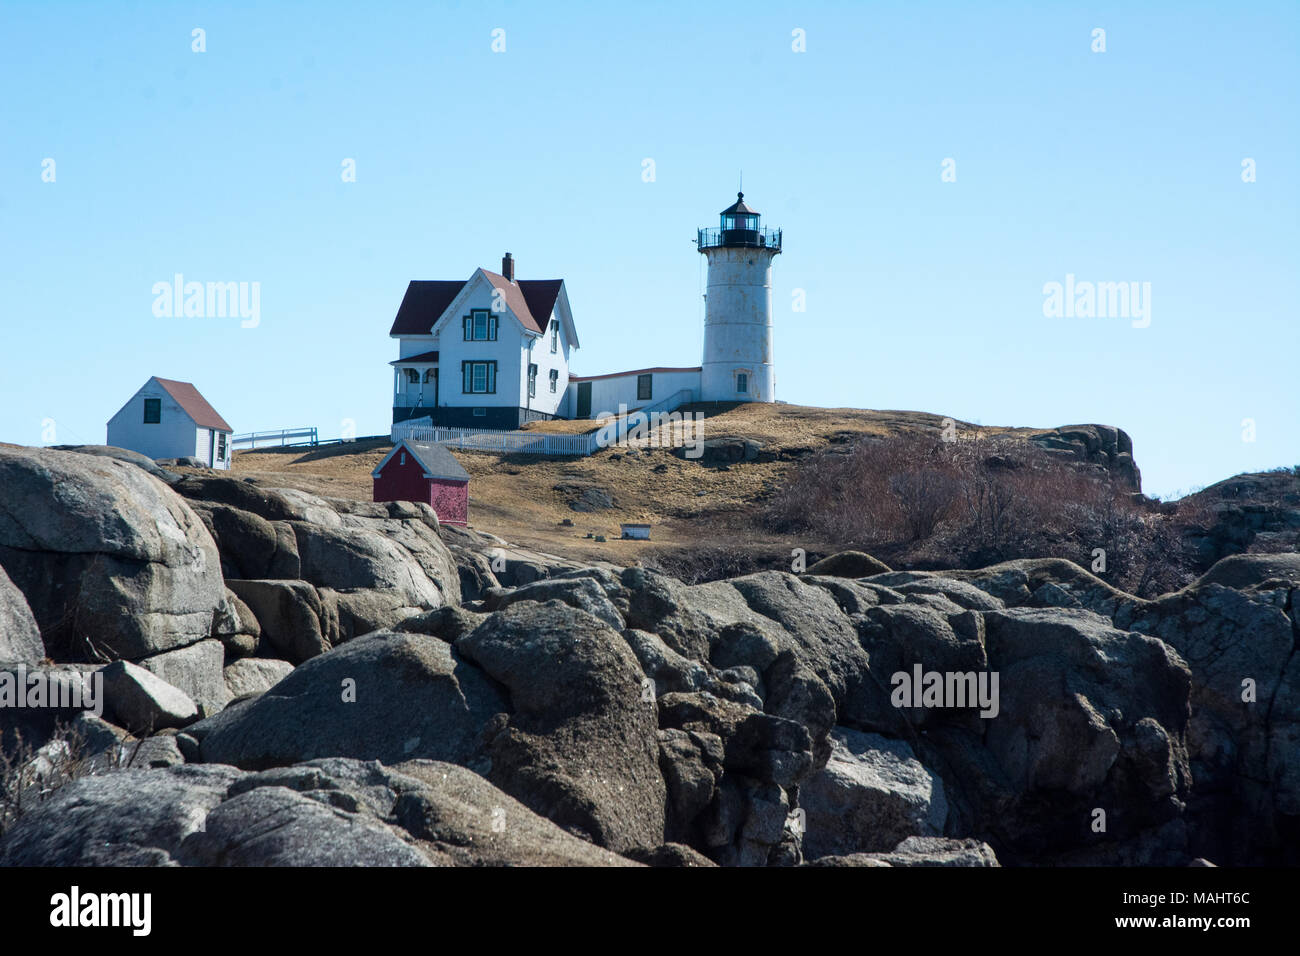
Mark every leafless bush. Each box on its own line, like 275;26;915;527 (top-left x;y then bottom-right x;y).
766;435;959;551
0;721;133;837
765;431;1211;597
890;466;962;542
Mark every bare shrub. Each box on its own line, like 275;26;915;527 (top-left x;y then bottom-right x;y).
765;434;961;551
890;466;961;542
764;430;1209;597
0;721;134;837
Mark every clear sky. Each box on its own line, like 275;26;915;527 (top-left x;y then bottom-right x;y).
1;1;1295;498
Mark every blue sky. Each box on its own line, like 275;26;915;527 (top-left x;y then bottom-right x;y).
1;0;1295;498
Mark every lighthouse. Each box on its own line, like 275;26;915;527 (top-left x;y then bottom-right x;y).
698;192;782;403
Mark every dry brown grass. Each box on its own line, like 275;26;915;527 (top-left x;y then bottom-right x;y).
229;403;1060;565
519;417;607;435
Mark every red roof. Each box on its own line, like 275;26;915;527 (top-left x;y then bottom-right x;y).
568;366;701;383
389;281;466;336
512;275;563;335
154;378;232;432
388;272;562;337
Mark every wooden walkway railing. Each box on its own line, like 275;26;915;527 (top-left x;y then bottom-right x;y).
231;427;319;449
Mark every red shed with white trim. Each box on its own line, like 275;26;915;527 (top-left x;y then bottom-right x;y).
372;439;471;526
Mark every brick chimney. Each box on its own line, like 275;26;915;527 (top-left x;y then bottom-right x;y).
502;252;515;282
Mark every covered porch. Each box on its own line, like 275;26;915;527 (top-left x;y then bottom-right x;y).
392;350;439;416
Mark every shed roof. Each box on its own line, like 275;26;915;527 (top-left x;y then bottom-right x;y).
372;439;470;482
153;378;232;432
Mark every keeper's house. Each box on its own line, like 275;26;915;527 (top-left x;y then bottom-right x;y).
388;253;579;429
106;376;233;469
372;438;471;526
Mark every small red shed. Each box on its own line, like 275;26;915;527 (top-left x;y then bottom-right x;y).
372;439;471;526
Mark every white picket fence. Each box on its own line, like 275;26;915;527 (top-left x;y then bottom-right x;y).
390;389;700;458
391;421;596;456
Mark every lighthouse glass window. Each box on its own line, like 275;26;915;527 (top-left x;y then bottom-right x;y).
736;372;748;394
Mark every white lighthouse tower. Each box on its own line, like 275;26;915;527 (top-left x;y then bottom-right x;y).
698;192;782;403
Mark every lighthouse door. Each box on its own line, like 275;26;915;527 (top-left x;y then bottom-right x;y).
576;381;592;419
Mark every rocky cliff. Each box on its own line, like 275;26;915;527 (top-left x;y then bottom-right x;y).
1;445;1296;866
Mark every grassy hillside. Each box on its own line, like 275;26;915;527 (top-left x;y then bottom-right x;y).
230;403;1057;567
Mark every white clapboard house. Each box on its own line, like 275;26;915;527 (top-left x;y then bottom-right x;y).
389;253;580;429
106;376;234;469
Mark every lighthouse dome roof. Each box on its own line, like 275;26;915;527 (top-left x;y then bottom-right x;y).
721;192;759;216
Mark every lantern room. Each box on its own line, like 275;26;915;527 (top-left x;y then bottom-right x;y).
698;192;782;251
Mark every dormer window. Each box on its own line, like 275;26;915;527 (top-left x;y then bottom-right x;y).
463;309;498;341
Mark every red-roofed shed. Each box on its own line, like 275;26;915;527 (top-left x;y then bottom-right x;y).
371;439;471;526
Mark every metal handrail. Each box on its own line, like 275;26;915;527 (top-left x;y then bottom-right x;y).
697;227;782;251
231;427;319;449
587;388;697;452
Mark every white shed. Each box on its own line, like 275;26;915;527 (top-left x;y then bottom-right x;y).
106;377;234;469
